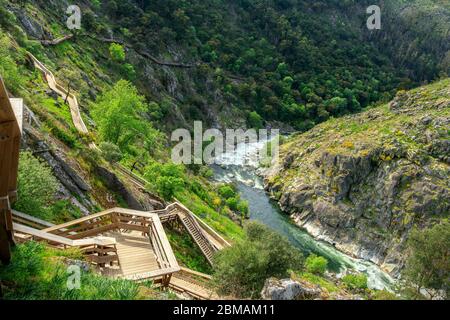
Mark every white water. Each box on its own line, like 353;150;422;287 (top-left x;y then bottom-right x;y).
212;139;395;290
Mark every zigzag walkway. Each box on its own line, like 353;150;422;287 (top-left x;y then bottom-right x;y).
11;208;219;299
28;53;230;258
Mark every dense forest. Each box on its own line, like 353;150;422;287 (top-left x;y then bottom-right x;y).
73;0;449;130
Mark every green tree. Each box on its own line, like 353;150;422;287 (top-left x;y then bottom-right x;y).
213;222;303;298
218;185;236;199
92;80;151;153
225;197;238;211
247;111;264;129
236;200;249;217
14;152;58;219
402;221;450;299
144;162;185;200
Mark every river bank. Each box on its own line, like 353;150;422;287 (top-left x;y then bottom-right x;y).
211;139;396;290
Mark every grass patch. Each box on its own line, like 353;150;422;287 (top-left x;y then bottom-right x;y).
292;272;340;293
0;242;149;300
166;226;212;274
175;189;244;242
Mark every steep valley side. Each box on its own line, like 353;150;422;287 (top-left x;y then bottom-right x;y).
263;79;450;276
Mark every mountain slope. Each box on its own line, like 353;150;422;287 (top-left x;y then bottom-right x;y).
1;0;448;133
264;79;450;275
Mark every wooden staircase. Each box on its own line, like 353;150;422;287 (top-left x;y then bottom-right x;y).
169;267;218;300
177;208;216;265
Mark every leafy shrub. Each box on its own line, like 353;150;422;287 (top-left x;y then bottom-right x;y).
218;185;236;199
156;176;184;200
109;43;126;62
402;220;450;299
213;222;303;298
247;111;264;129
371;290;398;300
100;142;123;163
80;146;102;165
225;197;238;211
14;152;59;220
305;254;328;276
144;162;185;200
342;273;368;291
236;200;249;217
122;63;136;80
0;32;24;93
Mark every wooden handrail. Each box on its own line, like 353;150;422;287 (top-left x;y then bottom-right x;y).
172;201;231;248
179;267;213;280
12;210;54;229
14;223;116;247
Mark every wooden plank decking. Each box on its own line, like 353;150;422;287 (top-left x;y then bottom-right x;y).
103;231;161;278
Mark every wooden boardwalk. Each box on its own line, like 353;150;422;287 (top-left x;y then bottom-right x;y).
169;267;219;300
106;231;160;278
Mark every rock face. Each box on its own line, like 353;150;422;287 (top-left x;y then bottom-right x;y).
264;79;450;276
21;125;95;215
261;278;322;300
94;166;145;211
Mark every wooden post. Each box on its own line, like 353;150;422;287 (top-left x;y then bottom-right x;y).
0;77;22;264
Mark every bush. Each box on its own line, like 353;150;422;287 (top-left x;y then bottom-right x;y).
218;185;236;199
14;152;59;220
213;222;303;298
236;200;249;217
305;254;328;275
122;63;136;80
225;197;238;211
144;162;186;200
109;43;126;62
156;176;184;200
342;273;368;291
371;290;398;300
0;32;25;93
100;142;123;163
247;111;264;129
402;220;450;299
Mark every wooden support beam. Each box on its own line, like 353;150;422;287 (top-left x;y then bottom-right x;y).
0;77;21;264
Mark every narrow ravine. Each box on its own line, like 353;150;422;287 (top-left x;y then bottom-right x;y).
212;139;395;290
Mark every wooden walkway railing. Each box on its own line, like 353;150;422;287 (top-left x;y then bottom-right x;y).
13;207;180;282
0;77;22;264
13;222;119;266
170;267;218;300
11;205;222;297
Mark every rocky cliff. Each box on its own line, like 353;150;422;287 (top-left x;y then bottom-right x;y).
263;79;450;276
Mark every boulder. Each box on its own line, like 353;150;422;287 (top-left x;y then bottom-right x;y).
261;278;322;300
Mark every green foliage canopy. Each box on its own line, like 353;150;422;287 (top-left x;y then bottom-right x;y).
213;222;304;298
402;220;450;299
92;80;160;154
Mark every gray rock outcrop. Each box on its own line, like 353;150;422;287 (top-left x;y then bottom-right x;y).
264;80;450;276
261;278;322;300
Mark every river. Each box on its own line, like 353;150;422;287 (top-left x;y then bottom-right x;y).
211;139;395;290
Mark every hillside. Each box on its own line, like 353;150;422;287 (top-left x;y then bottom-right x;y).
0;0;448;133
263;79;450;275
0;0;449;301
